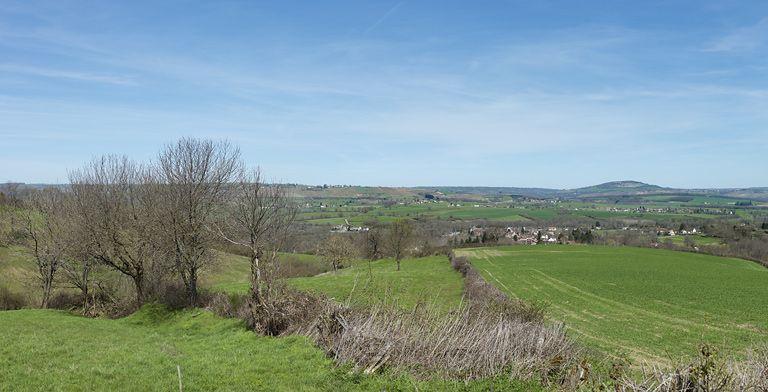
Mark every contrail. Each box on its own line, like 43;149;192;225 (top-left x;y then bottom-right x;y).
365;1;404;33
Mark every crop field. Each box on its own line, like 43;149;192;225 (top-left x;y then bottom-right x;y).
0;306;541;391
289;256;464;311
299;203;530;224
296;198;751;226
456;245;768;365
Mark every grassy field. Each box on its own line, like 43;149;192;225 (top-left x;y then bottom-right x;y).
297;199;743;226
660;234;723;246
288;256;465;311
0;245;34;294
205;252;465;312
0;305;543;391
203;251;326;293
456;245;768;365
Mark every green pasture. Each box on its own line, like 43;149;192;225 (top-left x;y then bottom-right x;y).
0;306;542;391
456;245;768;365
289;256;464;312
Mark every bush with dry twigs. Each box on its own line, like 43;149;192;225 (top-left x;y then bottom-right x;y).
616;344;768;392
303;304;579;383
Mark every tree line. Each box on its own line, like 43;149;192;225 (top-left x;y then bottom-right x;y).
3;138;296;311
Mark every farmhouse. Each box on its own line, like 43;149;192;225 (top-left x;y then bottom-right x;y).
331;219;369;233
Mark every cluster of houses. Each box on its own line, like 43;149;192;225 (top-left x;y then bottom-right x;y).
656;227;698;236
504;226;563;244
461;225;566;245
330;219;370;233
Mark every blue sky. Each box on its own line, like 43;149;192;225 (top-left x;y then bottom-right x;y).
1;1;767;188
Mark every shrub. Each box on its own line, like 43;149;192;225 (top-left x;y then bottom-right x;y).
450;253;545;323
617;344;768;391
48;292;85;310
304;303;578;382
0;286;27;310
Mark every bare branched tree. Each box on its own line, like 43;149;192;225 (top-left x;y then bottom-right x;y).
17;188;73;308
58;223;103;312
69;155;157;305
387;219;413;271
215;168;297;304
155;138;242;305
361;224;384;260
319;235;356;273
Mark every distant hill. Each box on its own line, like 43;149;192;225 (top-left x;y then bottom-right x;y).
8;181;768;201
422;181;768;201
568;181;664;197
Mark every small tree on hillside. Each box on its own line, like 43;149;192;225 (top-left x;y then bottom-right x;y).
361;222;384;260
215;168;296;305
319;235;356;273
386;219;413;271
69;155;158;305
17;188;73;308
155;138;242;306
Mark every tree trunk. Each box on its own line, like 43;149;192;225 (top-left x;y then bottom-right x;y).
250;250;262;304
133;275;145;305
396;258;401;271
41;267;55;308
41;282;51;309
187;267;198;306
81;261;90;311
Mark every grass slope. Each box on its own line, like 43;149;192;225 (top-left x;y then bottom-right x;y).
456;245;768;365
203;251;324;294
0;306;543;391
0;245;34;293
288;256;464;311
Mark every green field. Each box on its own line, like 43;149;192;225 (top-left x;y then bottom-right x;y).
206;253;465;312
203;251;325;293
0;306;542;391
288;256;465;311
456;245;768;365
660;234;723;246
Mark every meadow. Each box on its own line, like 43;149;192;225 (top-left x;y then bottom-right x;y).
456;245;768;365
288;256;465;311
209;252;465;312
0;305;543;391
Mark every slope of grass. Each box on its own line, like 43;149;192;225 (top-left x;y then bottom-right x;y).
0;306;543;391
288;256;465;311
0;245;34;293
203;251;326;294
456;245;768;365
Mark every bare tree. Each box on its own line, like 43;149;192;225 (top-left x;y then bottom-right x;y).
216;169;296;304
155;138;243;305
360;222;384;260
17;188;73;308
387;219;413;271
69;155;157;305
319;235;356;273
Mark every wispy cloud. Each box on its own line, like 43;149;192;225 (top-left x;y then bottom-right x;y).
364;1;404;33
0;64;136;85
704;17;768;52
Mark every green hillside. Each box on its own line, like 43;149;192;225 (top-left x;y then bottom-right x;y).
288;256;464;311
0;306;542;391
